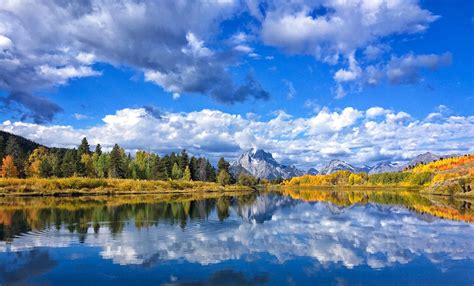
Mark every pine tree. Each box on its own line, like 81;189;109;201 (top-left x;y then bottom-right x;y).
189;157;199;180
77;137;91;156
94;144;102;156
217;157;230;174
110;144;125;178
178;149;189;173
4;137;24;176
0;135;4;161
155;157;168;180
61;149;78;177
206;160;216;182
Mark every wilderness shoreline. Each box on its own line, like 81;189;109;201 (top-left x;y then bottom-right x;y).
0;177;254;197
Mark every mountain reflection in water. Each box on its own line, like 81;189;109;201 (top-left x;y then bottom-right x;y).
0;189;473;285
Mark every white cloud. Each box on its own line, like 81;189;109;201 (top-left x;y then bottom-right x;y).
0;0;270;121
334;52;361;82
386;52;452;84
4;105;472;167
366;107;389;118
0;35;13;50
259;0;438;58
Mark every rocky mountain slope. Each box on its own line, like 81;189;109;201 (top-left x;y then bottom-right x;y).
319;160;372;175
230;149;305;180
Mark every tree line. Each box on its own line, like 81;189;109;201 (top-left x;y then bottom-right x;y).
0;136;258;186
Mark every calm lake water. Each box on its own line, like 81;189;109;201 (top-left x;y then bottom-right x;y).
0;189;473;285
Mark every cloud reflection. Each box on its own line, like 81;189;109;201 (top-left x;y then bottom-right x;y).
1;197;473;270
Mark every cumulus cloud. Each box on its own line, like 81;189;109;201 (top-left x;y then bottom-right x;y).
259;0;438;59
253;0;449;95
385;52;452;84
0;0;270;121
2;106;473;167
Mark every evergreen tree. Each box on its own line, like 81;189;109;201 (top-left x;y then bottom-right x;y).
155;156;168;180
0;135;4;161
110;144;126;178
206;160;216;182
39;156;54;178
5;137;24;176
61;149;78;177
77;137;91;156
178;149;189;173
217;157;230;174
94;144;102;156
189;157;199;180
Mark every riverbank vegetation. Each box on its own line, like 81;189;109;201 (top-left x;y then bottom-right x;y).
279;188;474;223
0;133;259;195
283;155;474;197
0;177;253;196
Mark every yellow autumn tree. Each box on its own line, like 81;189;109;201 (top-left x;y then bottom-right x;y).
1;155;18;178
26;147;49;177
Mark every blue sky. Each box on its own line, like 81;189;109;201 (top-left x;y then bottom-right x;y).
0;0;473;168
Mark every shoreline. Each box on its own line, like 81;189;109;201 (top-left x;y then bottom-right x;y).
0;177;254;197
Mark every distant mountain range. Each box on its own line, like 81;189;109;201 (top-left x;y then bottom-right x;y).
229;149;305;180
230;149;447;179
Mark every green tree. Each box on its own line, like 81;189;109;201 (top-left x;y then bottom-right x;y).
81;154;96;177
217;157;230;174
94;144;102;156
171;162;182;180
77;137;91;156
178;149;189;173
61;149;78;177
4;137;24;176
238;173;258;187
217;169;231;186
110;144;126;178
0;135;4;161
183;165;192;181
39;155;54;178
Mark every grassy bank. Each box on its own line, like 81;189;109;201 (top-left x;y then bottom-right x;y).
282;155;474;197
0;177;254;196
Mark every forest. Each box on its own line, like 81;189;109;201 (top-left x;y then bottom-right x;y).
0;132;257;187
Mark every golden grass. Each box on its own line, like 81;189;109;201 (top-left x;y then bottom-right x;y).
0;177;253;196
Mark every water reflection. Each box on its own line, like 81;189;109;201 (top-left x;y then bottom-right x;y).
0;190;473;284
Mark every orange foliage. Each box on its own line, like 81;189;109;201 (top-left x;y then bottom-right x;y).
1;155;18;178
411;154;474;174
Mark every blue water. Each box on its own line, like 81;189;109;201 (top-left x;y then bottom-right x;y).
0;192;473;285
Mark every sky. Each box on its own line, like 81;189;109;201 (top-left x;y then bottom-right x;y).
0;0;473;169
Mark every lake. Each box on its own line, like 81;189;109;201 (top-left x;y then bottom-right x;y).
0;189;473;285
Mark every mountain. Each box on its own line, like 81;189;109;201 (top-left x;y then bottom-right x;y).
0;130;43;154
318;159;373;175
306;168;319;175
230;148;305;180
407;152;440;167
369;161;403;174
